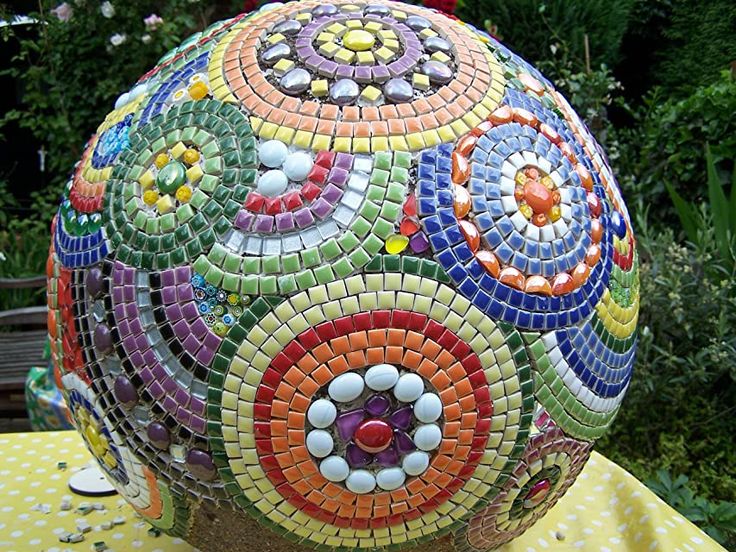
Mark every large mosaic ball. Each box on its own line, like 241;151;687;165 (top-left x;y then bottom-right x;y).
48;1;639;550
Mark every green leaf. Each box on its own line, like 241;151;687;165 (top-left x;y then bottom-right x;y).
705;144;732;263
665;180;699;243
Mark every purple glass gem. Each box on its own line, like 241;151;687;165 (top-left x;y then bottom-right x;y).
86;267;104;298
388;406;413;430
147;421;170;450
113;376;138;408
186;448;217;481
335;409;365;441
345;443;373;468
375;445;399;467
93;324;113;355
365;394;391;417
394;430;416;454
409;232;430;253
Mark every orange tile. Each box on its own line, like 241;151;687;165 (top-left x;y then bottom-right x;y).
402;349;422;369
356;494;374;509
323;483;343;498
287;411;305;429
406;494;424;508
406;478;426;494
284;367;306;387
330;336;351;355
420;340;441;360
413;99;432;114
348;331;368;350
362;106;380;121
271;399;290;419
346;350;367;368
379;105;399;120
320;104;339;120
343;106;360;121
354;122;371;138
275;382;296;402
435;350;455;369
443;421;461;437
397;103;416;118
316;119;336;135
385;346;403;364
446;362;466;382
322;498;341;513
292;479;312;494
366;347;385;365
458;394;476;411
443;403;462;421
405;117;423;133
387;328;405;346
390;488;409;502
417;358;438;380
390;501;409;514
370;121;389;136
420;113;439;130
438;87;456;103
460;412;478;429
434;472;453;487
458;429;474;445
327;355;349;375
455;379;474;398
338;504;356;518
271;437;289;453
373;505;390;518
430;370;451;390
404;331;424;351
440;387;458;404
453;446;471;462
439;439;457;455
374;493;391;506
270;419;288;437
296;377;320;397
302;101;321;116
446;102;466;119
298;116;318;132
456;95;473;111
336;122;353;137
388;118;406;135
367;329;388;347
283;466;302;482
355;507;373;519
435;107;454;125
313;343;334;363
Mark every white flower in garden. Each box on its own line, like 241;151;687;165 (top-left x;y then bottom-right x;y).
100;1;115;18
141;34;152;44
50;2;73;22
109;33;126;47
144;14;164;31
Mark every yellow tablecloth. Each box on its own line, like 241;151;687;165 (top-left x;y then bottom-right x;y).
0;431;724;552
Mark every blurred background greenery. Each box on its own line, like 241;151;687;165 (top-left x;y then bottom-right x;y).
0;0;734;545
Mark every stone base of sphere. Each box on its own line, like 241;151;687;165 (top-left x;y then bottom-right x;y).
50;0;638;550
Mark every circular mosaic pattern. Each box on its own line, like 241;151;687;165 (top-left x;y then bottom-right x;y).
53;2;638;550
208;0;505;152
455;427;593;551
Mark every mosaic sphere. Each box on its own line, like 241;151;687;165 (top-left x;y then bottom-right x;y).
48;1;638;550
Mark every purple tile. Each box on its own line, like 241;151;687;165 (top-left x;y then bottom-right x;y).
354;66;372;83
134;334;148;351
129;351;145;368
202;332;221;350
328;167;349;186
112;287;124;304
123;286;135;302
182;334;201;354
177;284;194;302
165;304;183;321
142;349;157;365
254;214;274;233
335;64;354;78
190;397;205;416
162;378;177;394
293;208;315;228
196;346;215;365
319;60;338;78
161;269;176;287
117;320;130;337
310;198;333;219
175;407;191;425
321;183;343;204
161;286;177;304
190;416;206;434
125;303;139;319
162;396;178;414
123;268;135;285
152;364;166;380
140;367;154;385
334;152;353;169
275;212;295;232
128;318;143;336
294;38;311;48
305;55;324;72
234;210;254;231
174;266;190;284
371;65;390;82
181;302;199;321
149;381;165;399
112;264;124;286
113;303;126;322
175;388;191;407
190;318;208;338
122;335;137;354
173;319;190;339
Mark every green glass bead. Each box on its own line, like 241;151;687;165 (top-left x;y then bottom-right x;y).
156;161;187;193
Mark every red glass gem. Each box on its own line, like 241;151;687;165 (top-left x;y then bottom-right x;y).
551;272;575;296
354;419;393;454
403;193;417;217
400;218;420;236
524;179;553;214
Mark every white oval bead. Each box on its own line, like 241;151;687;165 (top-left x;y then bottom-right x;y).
402;451;430;476
393;373;424;402
328;372;365;402
413;393;443;423
257;169;288;197
307;399;337;429
305;430;333;458
364;364;399;391
376;467;406;491
258;140;289;168
282;151;313;182
114;93;130;109
319;456;349;482
346;470;376;494
413;424;442;451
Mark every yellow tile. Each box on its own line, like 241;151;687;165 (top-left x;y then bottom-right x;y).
315;32;335;44
293;130;313;149
318;42;340;57
375;47;396;63
412;73;430;90
383;39;400;51
274;126;295;143
272;58;294;76
170;141;187;159
138;170;155;190
430;51;451;64
378;29;397;40
345;19;363;29
360;85;382;103
326;22;346;36
438;125;457;143
352;137;370;153
422;129;441;146
450;118;471;136
419;28;438;39
267;33;285;44
364;21;382;33
156;194;175;214
333;137;352;153
371;136;389;151
258;121;279;140
311;134;331;151
295;13;311;23
249;116;263;133
356;51;375;65
388;135;409;151
310;79;329;97
406;133;426;150
391;10;407;20
334;48;356;64
186;164;204;184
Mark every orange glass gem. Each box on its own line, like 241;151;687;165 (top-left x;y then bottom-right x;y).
400;218;420;236
471;120;493;136
453;186;472;218
525;275;552;296
451;152;471;184
475;250;500;277
571;262;591;286
513;108;538;127
590;219;603;243
539;123;561;144
514;188;525;202
519;73;545;96
532;213;547;227
585;244;602;266
488;105;513;125
551;272;575;295
559;142;576;162
499;267;525;290
552;190;561;204
524;167;539;180
576;165;593;191
524;180;554;214
456;134;478;157
458;220;480;252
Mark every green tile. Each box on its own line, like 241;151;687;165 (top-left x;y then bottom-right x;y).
319;238;341;260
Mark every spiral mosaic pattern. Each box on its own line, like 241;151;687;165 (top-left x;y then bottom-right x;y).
52;1;638;550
